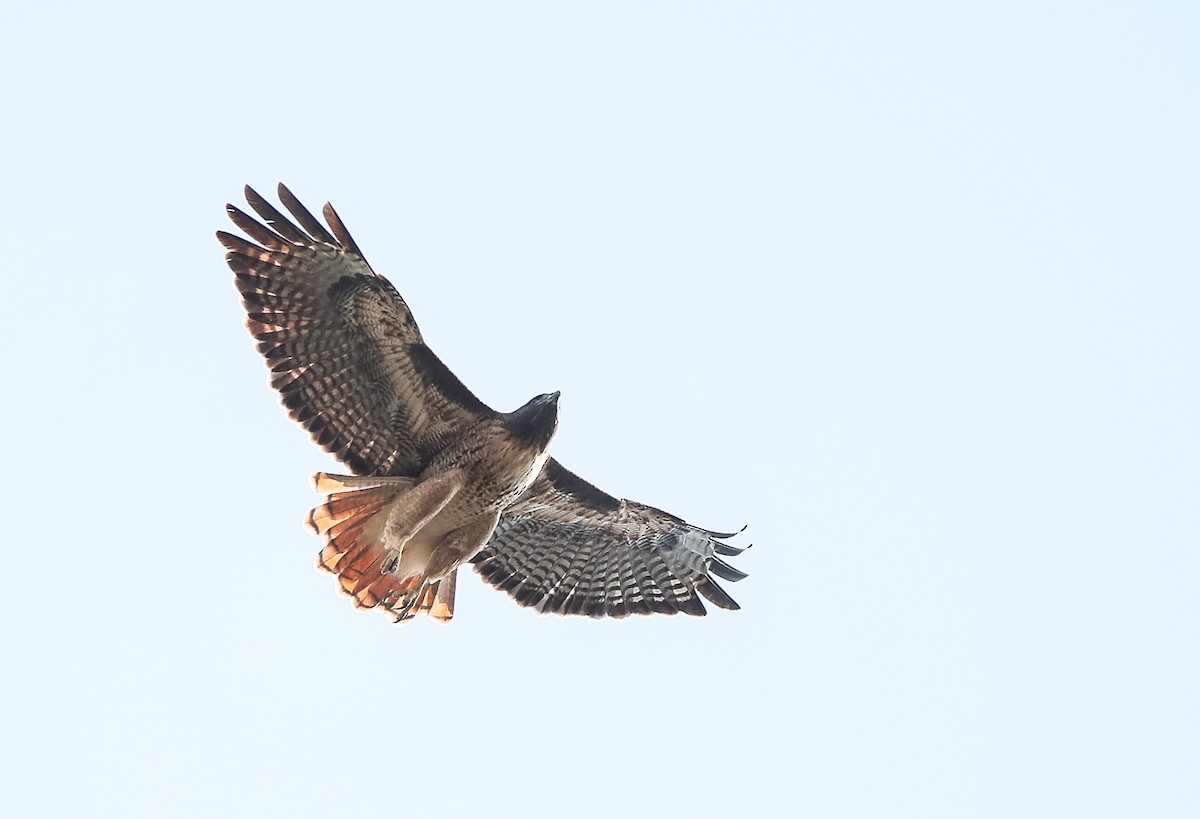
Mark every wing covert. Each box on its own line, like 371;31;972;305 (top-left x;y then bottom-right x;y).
219;184;494;476
473;459;747;618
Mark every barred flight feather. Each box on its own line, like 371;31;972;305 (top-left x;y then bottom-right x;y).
473;460;746;618
221;184;494;478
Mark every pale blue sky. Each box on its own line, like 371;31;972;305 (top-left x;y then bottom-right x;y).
3;2;1197;817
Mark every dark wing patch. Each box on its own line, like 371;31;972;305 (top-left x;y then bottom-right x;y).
407;342;492;416
473;459;747;618
538;459;620;512
219;184;495;476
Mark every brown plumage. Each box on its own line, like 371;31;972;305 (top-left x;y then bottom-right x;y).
219;184;747;625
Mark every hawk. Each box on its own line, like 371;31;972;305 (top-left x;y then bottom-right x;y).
218;185;748;625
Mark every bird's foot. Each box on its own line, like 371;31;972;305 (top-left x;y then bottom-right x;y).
380;540;407;574
387;581;426;621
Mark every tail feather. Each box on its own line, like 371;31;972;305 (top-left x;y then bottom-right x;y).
305;485;397;535
317;541;343;572
334;539;386;591
307;472;458;625
414;583;438;614
322;513;372;543
316;523;369;572
311;471;404;494
429;570;457;623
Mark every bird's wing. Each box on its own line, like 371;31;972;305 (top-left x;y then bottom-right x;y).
473;459;747;617
218;184;494;476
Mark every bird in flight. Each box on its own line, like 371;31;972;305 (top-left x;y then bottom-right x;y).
218;185;748;625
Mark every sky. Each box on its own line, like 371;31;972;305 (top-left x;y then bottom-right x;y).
2;2;1198;817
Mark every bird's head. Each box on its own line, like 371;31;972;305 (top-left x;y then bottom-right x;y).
506;391;560;451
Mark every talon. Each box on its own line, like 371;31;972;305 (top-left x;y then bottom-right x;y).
380;543;406;574
387;582;426;618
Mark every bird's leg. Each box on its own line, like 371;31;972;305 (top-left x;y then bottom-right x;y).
422;509;502;579
380;547;405;575
378;468;465;574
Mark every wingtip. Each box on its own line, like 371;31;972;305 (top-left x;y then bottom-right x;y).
696;577;740;611
321;200;364;258
709;556;749;583
678;595;709;617
704;523;748;539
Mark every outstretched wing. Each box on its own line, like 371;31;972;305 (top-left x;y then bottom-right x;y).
473;459;747;618
218;184;494;476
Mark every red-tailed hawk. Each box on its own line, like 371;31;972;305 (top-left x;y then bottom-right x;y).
218;185;748;625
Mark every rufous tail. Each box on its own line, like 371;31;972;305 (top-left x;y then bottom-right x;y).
305;472;456;625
